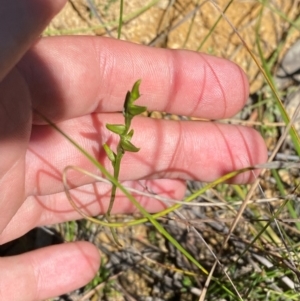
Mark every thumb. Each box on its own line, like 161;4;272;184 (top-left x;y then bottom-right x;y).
0;0;66;81
0;0;66;236
0;242;100;301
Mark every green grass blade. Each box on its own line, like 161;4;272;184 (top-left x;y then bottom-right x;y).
117;0;123;39
196;0;234;51
255;2;300;155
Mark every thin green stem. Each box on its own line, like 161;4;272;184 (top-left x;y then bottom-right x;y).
106;147;123;216
117;0;124;39
196;0;233;51
105;147;123;246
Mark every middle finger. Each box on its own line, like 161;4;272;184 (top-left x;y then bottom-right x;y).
26;113;267;196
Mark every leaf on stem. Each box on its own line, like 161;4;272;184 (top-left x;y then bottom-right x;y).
124;80;147;119
106;124;126;135
103;143;116;163
121;137;140;152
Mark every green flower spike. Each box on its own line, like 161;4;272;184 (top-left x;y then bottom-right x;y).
103;80;147;246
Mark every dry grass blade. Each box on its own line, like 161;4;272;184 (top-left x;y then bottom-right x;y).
226;99;300;246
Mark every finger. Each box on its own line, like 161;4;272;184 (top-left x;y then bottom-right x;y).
25;114;267;196
17;36;249;122
0;70;31;232
0;242;99;301
1;179;186;244
0;0;66;233
0;0;66;80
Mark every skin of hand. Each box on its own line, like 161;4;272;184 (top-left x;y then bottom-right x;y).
0;1;268;300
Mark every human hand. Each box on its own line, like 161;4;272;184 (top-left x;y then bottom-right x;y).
0;0;267;300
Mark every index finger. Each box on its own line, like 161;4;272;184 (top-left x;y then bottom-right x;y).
17;36;249;122
0;0;66;81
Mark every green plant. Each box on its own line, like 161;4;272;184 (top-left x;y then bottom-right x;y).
102;79;147;245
